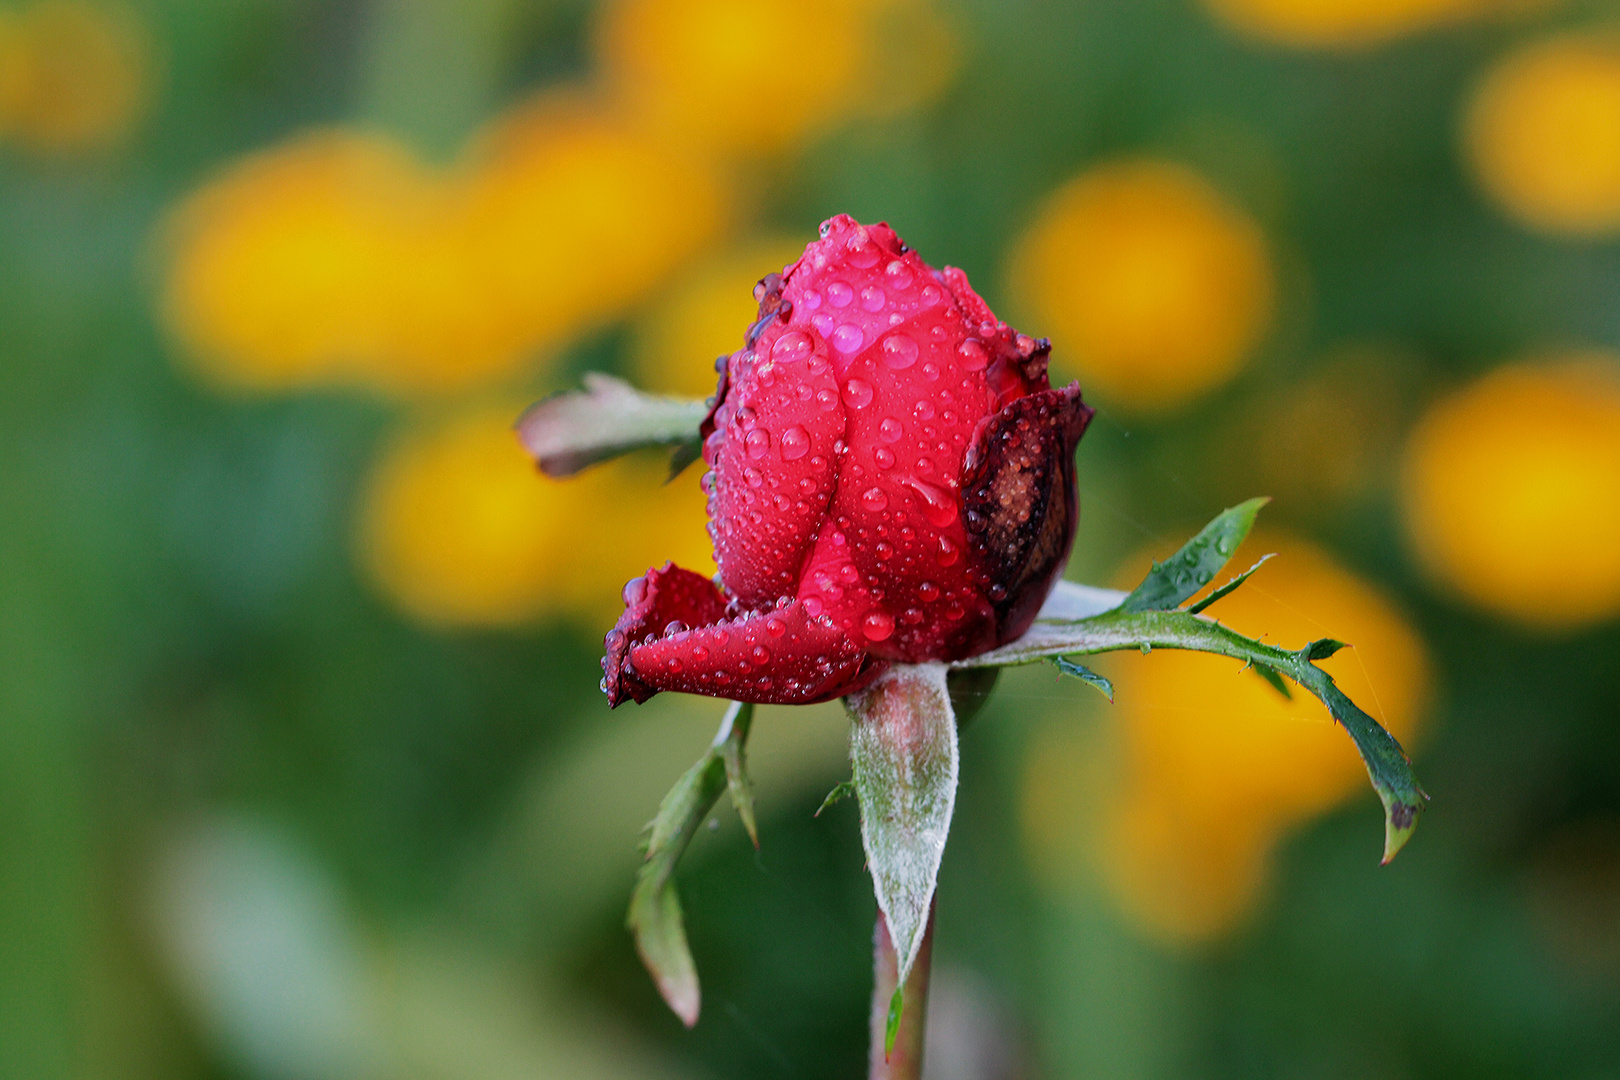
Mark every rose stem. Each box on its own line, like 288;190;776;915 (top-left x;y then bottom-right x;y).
868;900;936;1080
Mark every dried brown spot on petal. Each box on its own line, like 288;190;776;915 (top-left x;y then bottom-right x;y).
961;383;1094;645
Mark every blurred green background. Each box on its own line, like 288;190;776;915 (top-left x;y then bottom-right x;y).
3;0;1620;1077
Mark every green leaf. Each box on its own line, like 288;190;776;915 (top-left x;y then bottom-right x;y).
517;373;709;477
815;779;856;817
1252;663;1293;699
1302;638;1349;661
1052;656;1114;702
957;604;1426;864
1186;553;1276;615
846;663;958;986
626;701;756;1026
1119;497;1270;613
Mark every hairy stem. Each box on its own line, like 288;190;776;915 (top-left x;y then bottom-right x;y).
869;901;936;1080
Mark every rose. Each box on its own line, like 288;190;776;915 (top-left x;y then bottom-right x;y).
602;214;1094;706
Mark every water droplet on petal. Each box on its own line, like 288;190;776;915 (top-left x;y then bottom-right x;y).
902;477;959;527
860;286;886;312
780;425;810;460
881;333;918;369
745;429;771;459
936;536;960;566
765;617;786;637
885;261;914;290
812;313;835;336
843;378;874;408
772;330;813;361
874;447;895;469
879;417;903;443
862;486;889;512
862;610;896;641
826;281;854;308
833;324;865;354
958;339;988;370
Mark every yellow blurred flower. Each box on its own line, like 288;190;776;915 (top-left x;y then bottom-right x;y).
594;0;957;157
1400;355;1620;630
631;235;807;399
0;0;148;153
160;93;725;396
1007;160;1276;417
1023;531;1431;942
1465;33;1620;237
1202;0;1551;48
359;404;716;629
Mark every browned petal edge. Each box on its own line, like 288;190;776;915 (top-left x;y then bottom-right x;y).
959;382;1094;648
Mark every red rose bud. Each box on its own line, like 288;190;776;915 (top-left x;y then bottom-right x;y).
603;214;1093;706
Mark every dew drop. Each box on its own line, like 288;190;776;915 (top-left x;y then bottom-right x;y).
848;240;881;269
936;536;960;566
860;285;886;312
745;428;771;459
777;425;810;461
801;289;822;310
803;596;824;617
903;477;959;527
915;400;936;421
878;417;903;443
765;617;786;637
862;610;896;641
881;333;919;369
812;313;835;337
921;284;944;306
833;324;866;354
885;261;914;290
862;486;889;512
828;281;854;308
843;378;874;408
874;447;895;469
772;330;812;361
752;645;772;664
958;339;988;370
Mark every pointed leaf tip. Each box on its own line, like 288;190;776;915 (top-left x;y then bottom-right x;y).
1303;638;1349;661
1120;497;1270;613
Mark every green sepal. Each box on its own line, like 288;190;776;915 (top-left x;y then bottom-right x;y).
1120;497;1269;613
517;373;709;477
847;664;958;987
